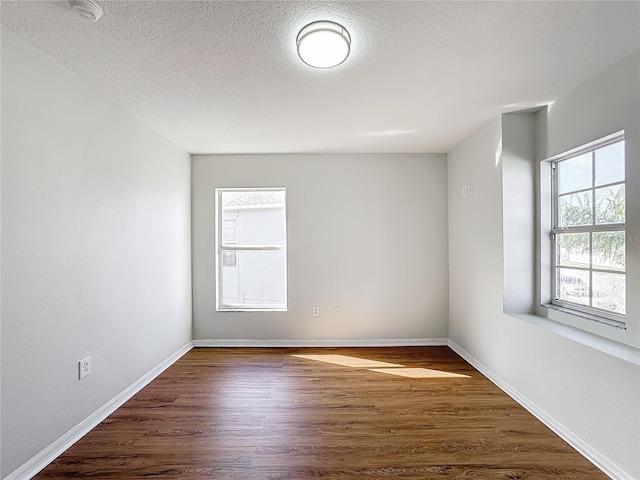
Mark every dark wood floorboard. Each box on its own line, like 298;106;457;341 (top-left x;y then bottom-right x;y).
34;347;607;479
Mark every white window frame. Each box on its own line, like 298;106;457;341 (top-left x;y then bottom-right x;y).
215;187;288;312
549;132;626;328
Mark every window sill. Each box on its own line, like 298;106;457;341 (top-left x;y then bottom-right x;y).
506;311;640;366
546;303;625;329
217;308;288;313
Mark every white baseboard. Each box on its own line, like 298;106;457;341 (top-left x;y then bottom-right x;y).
193;338;448;348
447;340;634;480
5;341;194;480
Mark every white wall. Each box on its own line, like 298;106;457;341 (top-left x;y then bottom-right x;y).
448;53;640;478
192;154;449;342
0;27;192;477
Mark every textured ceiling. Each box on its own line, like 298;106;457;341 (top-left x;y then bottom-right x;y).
2;1;639;154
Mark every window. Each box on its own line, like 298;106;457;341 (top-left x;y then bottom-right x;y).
550;133;625;326
216;188;287;311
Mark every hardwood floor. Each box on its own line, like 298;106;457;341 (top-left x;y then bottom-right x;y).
35;347;607;479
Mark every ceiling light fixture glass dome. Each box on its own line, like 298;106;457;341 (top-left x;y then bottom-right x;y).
296;21;351;69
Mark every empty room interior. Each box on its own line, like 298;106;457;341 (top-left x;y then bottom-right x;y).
1;1;639;479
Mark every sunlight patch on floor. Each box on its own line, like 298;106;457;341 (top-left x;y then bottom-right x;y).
291;354;404;368
368;368;471;379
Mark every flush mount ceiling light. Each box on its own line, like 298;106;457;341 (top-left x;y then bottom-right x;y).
68;0;104;22
296;21;351;69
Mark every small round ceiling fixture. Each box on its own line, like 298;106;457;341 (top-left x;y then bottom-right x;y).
296;21;351;69
68;0;104;22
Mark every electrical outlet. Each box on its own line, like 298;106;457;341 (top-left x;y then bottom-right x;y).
334;306;341;315
462;185;468;197
312;306;319;317
468;184;474;196
79;357;91;380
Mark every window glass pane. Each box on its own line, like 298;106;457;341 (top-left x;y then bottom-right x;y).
220;250;286;307
595;184;625;224
557;268;589;305
558;153;591;194
221;191;285;246
222;219;237;246
593;272;625;314
593;232;625;272
595;141;624;186
558;191;592;227
222;251;237;267
557;233;590;269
